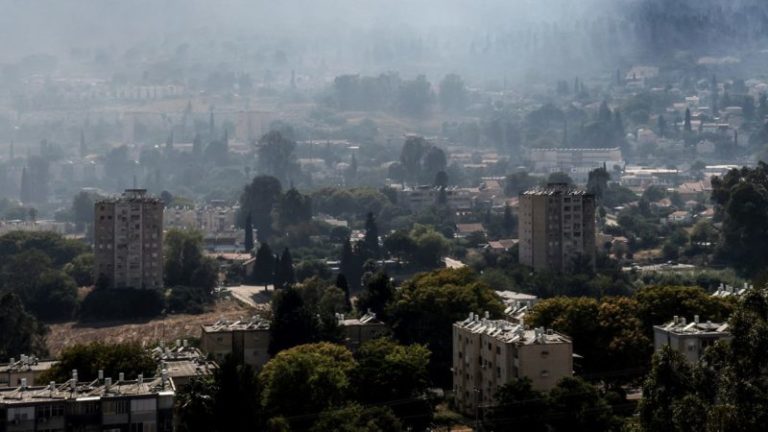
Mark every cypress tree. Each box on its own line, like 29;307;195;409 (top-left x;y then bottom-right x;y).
252;243;274;289
363;212;380;259
244;213;254;253
335;273;351;311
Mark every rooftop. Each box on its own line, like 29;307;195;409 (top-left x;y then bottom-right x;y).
202;316;270;332
521;183;591;197
0;355;56;373
455;313;570;345
655;315;729;335
0;376;173;405
339;312;383;326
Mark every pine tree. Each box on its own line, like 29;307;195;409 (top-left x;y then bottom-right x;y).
684;108;693;132
244;213;254;253
222;129;229;154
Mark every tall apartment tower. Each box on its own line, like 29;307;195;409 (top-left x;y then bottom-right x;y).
518;183;596;272
94;189;164;289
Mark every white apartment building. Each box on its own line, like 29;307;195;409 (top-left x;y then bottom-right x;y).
453;314;572;416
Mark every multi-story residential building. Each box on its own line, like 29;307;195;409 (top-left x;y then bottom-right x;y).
94;189;164;290
653;315;732;363
338;312;389;351
453;314;573;416
200;317;271;370
518;183;596;272
0;373;174;432
0;356;56;388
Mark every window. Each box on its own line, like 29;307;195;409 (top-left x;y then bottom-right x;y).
541;350;550;359
541;370;550;377
496;347;501;355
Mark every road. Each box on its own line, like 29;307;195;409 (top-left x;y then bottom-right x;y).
225;284;274;308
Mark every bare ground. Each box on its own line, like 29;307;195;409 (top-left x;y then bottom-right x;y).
45;298;260;357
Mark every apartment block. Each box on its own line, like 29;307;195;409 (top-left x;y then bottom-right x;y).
338;312;389;351
518;183;596;272
453;314;573;416
94;189;164;290
200;317;271;370
653;315;731;363
0;356;56;388
0;374;174;432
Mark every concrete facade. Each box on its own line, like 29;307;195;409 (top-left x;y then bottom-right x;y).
518;183;596;272
453;314;573;416
339;313;389;351
200;317;271;370
653;315;731;363
94;189;164;290
0;375;174;432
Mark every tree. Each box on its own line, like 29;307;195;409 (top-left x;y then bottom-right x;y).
177;355;262;432
410;224;450;268
505;171;538;196
252;243;275;288
0;293;47;361
711;164;768;277
684;108;692;133
71;191;97;232
268;286;319;354
311;404;402;432
362;212;380;260
259;343;356;428
257;131;299;185
547;377;618;432
41;342;155;382
383;230;417;261
340;238;363;292
439;73;468;113
244;213;254;253
239;175;282;242
351;338;432;429
400;136;426;183
165;229;217;299
634;285;732;335
335;274;351;310
278;188;312;228
484;378;548;432
527;296;650;380
421;146;447;184
64;253;94;286
356;271;394;318
547;172;573;185
434;170;448;188
397;75;433;117
587;167;610;201
388;268;505;385
638;346;697;432
275;248;295;289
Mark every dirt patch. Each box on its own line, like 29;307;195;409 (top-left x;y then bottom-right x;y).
46;298;262;357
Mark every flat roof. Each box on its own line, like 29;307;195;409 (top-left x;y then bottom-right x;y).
455;316;570;345
0;377;173;405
